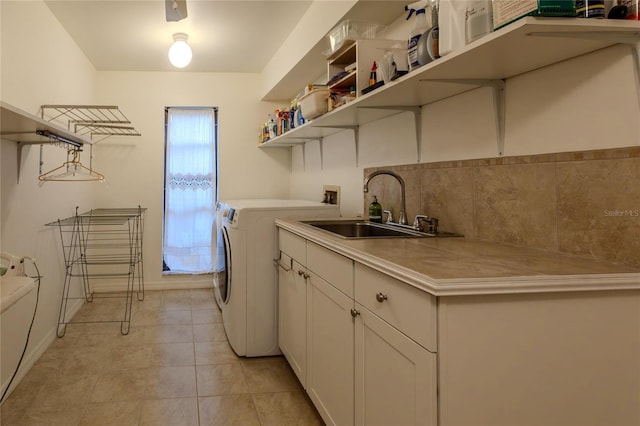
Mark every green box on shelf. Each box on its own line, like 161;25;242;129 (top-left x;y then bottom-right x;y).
493;0;577;30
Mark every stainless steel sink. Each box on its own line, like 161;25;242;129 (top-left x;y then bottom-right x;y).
301;220;461;239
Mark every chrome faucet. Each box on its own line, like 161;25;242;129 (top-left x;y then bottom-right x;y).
414;215;439;233
363;170;407;225
383;210;393;224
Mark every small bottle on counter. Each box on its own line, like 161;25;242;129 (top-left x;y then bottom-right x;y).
369;196;382;223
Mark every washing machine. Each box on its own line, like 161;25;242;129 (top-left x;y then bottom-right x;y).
213;199;339;357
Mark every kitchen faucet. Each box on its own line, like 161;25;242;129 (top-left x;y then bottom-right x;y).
363;170;408;225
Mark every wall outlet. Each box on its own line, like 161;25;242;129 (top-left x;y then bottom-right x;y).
323;185;340;205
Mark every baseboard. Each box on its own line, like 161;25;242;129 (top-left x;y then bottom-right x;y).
0;298;84;404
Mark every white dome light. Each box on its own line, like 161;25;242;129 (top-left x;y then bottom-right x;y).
168;32;192;68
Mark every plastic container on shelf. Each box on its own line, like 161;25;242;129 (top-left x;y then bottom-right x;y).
440;0;469;56
465;0;493;43
327;20;380;54
298;88;330;121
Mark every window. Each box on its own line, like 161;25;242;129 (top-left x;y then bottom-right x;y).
163;107;218;273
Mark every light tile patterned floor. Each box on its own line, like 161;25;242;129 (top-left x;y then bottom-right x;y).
0;289;324;426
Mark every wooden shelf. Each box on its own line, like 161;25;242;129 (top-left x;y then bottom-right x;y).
329;71;357;92
259;17;640;150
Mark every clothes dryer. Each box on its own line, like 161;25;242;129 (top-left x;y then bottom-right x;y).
213;199;338;356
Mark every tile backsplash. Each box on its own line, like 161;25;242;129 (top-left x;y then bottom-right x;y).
364;147;640;267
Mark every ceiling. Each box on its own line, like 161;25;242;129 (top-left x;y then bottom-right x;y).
44;0;315;73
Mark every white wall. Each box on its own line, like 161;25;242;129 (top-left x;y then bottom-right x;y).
0;0;97;396
94;71;290;288
290;25;640;216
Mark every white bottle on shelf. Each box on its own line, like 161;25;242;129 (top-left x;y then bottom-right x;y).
406;1;430;71
439;0;469;56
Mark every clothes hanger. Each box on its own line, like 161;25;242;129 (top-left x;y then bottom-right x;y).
38;147;105;183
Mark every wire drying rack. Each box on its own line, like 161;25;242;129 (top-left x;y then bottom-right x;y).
46;206;146;336
41;105;141;143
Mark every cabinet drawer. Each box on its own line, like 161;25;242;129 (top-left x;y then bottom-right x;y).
355;263;436;352
307;242;353;298
279;229;306;264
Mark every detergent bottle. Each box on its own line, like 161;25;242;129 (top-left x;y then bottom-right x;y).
405;1;429;72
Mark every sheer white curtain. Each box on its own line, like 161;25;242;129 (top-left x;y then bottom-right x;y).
163;107;216;273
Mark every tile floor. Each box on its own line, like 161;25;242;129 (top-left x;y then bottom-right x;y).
0;289;324;426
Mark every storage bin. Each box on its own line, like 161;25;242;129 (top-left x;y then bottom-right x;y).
328;20;379;54
298;88;329;121
492;0;576;30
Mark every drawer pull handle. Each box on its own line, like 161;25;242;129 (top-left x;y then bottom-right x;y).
376;292;388;303
350;308;361;318
298;270;310;279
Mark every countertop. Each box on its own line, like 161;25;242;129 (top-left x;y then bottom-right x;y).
275;218;640;297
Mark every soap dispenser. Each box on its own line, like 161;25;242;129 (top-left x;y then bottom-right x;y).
369;196;383;223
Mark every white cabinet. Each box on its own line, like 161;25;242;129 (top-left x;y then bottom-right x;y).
306;241;355;425
279;225;640;426
306;271;354;426
354;305;437;426
277;230;309;386
277;228;438;426
353;263;437;426
278;230;355;425
277;253;308;386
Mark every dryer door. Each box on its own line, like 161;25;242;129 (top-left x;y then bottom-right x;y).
213;225;232;305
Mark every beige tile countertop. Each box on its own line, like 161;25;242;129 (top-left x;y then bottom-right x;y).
275;218;640;297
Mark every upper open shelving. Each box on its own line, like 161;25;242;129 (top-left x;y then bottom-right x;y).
259;17;640;149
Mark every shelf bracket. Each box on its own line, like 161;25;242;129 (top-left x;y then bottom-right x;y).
358;106;422;162
527;31;640;116
632;43;640;112
16;142;27;184
299;137;325;170
314;125;359;167
420;79;506;156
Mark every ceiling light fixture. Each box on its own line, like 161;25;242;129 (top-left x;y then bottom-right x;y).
168;32;192;68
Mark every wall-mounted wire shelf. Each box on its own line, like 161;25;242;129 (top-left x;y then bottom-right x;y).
0;102;141;182
46;206;146;336
41;105;141;143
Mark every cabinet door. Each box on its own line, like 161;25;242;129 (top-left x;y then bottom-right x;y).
307;272;355;426
278;256;308;387
354;304;437;426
